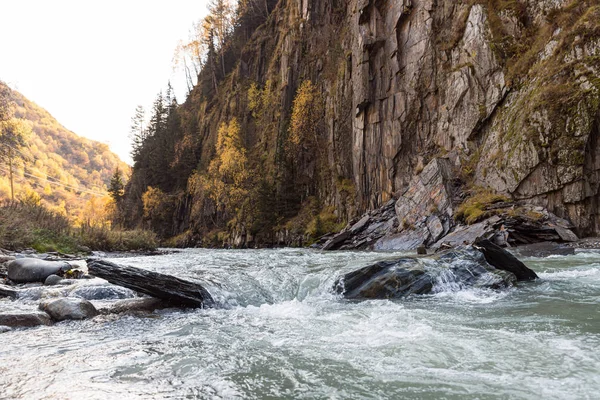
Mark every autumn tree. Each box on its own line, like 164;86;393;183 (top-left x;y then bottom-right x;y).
207;0;236;76
203;118;248;217
286;80;325;202
0;118;31;201
173;21;210;93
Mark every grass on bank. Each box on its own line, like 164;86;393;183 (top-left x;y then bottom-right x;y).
0;200;157;253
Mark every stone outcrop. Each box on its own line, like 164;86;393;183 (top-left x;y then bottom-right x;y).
334;239;536;300
319;157;580;251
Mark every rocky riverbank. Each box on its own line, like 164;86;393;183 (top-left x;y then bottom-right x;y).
315;158;593;253
0;249;181;331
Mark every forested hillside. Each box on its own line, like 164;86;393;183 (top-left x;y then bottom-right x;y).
0;81;129;225
123;0;600;247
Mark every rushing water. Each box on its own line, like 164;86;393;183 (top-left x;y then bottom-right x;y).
1;248;599;399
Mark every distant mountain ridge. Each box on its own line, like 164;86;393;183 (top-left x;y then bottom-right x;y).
0;81;128;222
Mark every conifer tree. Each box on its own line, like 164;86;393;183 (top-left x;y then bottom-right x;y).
108;167;125;204
130;105;146;161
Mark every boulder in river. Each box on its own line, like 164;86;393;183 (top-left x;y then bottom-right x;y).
0;311;52;327
39;298;99;321
335;240;536;300
7;258;71;283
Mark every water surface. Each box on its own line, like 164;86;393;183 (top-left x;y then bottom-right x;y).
1;248;599;399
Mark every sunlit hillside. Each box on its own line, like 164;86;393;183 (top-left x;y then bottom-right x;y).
0;82;129;225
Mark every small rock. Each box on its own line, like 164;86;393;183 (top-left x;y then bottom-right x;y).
0;326;11;333
0;312;52;327
39;298;99;321
44;274;64;286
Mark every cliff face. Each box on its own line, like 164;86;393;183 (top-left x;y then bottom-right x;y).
128;0;600;244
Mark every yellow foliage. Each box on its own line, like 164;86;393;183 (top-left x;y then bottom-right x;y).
203;118;248;213
288;80;323;149
142;186;169;220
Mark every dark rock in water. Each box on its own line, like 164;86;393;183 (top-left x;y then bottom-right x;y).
70;285;135;300
87;259;214;308
474;239;538;281
0;312;52;327
99;298;172;315
44;274;64;286
335;258;435;299
0;284;19;299
39;298;99;321
7;258;70;283
335;245;522;300
0;326;11;333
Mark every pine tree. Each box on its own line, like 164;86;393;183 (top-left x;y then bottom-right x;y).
129;105;146;161
108;167;125;204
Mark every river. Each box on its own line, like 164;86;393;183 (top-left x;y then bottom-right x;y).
1;248;599;399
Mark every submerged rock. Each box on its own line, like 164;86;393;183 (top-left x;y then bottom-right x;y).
99;298;172;315
70;285;135;301
44;274;64;286
335;241;535;300
0;312;52;327
39;298;98;321
7;258;71;283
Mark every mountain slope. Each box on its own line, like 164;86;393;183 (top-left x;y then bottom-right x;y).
0;82;129;223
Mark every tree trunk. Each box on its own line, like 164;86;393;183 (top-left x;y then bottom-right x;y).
87;259;214;308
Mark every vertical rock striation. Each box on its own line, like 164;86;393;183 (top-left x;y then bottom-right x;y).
129;0;600;245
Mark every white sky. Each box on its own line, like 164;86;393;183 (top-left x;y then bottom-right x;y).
0;0;209;165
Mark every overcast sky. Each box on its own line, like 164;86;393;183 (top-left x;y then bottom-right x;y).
0;0;208;164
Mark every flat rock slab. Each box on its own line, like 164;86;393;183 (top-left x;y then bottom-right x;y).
0;312;52;327
39;298;99;321
7;258;70;283
87;259;214;308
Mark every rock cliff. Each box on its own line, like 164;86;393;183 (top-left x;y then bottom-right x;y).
126;0;600;246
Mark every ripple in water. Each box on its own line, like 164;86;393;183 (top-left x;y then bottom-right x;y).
1;248;599;399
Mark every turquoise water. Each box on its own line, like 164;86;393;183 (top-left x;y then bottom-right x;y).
1;248;598;399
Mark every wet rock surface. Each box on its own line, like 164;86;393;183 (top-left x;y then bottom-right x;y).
7;258;71;283
99;298;173;315
87;259;215;308
39;298;99;321
335;240;534;300
0;311;52;327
